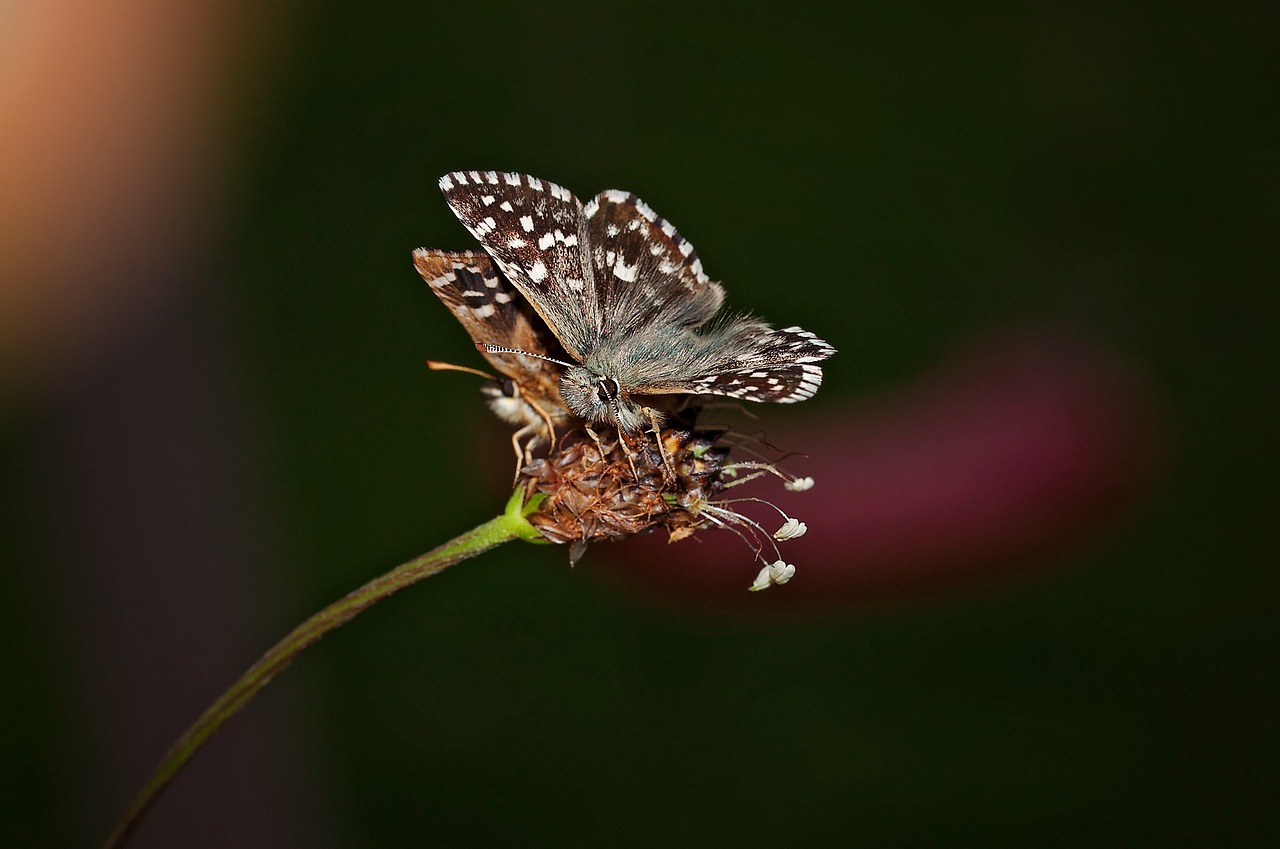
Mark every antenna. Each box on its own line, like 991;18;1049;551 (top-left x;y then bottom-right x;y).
477;342;575;370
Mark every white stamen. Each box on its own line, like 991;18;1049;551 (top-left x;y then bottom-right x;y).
749;560;796;592
773;518;807;541
784;476;815;492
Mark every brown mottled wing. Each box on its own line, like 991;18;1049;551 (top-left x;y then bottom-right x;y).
582;188;725;342
412;248;569;417
439;171;599;361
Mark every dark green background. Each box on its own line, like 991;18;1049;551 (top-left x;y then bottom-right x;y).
3;1;1277;846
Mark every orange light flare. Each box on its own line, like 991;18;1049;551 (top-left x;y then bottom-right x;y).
0;0;277;394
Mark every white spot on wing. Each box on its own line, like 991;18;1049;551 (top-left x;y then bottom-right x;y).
613;260;638;282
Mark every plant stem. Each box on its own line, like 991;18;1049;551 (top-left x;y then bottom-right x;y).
101;489;545;849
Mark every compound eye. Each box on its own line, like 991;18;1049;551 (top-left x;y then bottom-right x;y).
595;384;611;405
499;377;517;398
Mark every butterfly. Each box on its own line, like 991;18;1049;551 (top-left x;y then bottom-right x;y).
413;248;574;463
436;171;836;436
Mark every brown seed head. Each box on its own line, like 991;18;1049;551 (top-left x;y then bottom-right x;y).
520;423;730;549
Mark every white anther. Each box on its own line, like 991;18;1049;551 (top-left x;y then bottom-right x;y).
784;476;814;492
773;518;808;541
748;560;797;591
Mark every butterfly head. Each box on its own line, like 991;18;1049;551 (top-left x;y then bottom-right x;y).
560;366;648;433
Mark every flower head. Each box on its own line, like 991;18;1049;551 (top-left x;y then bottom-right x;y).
519;420;728;549
516;413;812;588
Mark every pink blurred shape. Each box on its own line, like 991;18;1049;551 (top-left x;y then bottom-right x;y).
595;326;1164;610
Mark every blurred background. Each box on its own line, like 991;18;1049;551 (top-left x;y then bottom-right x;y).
1;1;1276;846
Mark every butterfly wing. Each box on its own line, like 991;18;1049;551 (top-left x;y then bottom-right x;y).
439;171;599;361
438;172;835;410
632;323;836;404
578;188;833;406
582;189;725;340
413;248;569;420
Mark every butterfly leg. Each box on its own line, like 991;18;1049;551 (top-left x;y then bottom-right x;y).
506;394;561;483
508;423;538;482
589;425;640;478
525;395;559;455
646;406;677;482
619;437;641;479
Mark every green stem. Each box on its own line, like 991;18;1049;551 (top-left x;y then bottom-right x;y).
101;489;545;849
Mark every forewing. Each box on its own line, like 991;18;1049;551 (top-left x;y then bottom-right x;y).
583;189;725;340
413;248;567;411
638;324;836;404
439;171;598;360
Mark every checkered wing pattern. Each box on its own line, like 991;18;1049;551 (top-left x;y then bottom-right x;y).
582;189;725;341
439;171;597;361
412;248;568;412
436;171;835;420
639;325;835;403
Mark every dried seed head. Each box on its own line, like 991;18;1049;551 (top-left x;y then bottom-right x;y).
519;423;730;547
513;411;815;589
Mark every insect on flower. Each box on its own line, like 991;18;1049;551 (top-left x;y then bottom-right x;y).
96;173;845;849
419;172;833;589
